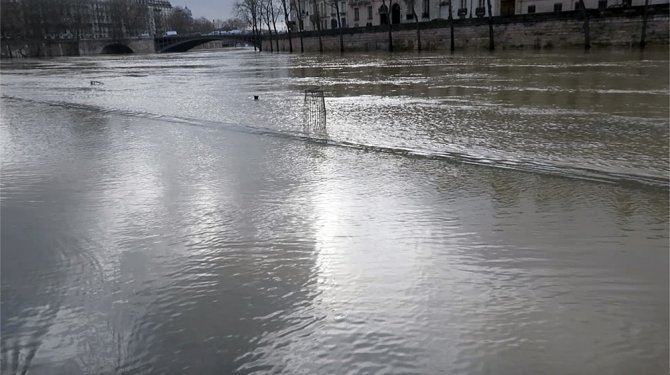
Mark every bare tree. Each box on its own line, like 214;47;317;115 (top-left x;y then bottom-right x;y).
486;0;494;50
405;0;422;51
166;6;194;34
640;0;649;48
268;0;281;51
380;0;393;52
576;0;590;49
291;0;305;52
21;0;59;40
109;0;149;39
17;0;63;55
235;0;262;51
67;0;93;42
279;0;293;52
193;17;215;34
310;0;324;53
328;0;344;52
260;0;274;52
448;0;454;51
1;0;26;57
220;17;247;31
1;0;25;39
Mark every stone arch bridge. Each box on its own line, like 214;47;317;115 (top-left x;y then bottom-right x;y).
78;34;255;55
155;34;255;53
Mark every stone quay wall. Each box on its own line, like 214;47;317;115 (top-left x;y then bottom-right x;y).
1;38;155;58
262;5;669;52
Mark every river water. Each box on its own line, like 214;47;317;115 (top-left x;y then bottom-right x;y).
1;48;668;374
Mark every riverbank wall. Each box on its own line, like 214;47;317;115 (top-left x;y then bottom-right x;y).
1;38;155;58
262;4;668;52
1;40;80;58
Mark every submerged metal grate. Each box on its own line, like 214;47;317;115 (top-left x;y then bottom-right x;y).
304;88;327;137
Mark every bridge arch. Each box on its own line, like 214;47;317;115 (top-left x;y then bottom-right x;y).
101;43;134;54
156;35;254;53
159;38;228;53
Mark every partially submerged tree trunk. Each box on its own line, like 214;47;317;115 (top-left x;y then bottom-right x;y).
408;0;421;51
333;0;344;53
280;0;294;52
486;0;494;50
264;11;273;52
640;0;649;48
312;0;323;53
292;0;305;52
260;0;274;52
235;0;262;51
269;0;280;51
385;0;393;52
448;0;454;51
577;0;590;50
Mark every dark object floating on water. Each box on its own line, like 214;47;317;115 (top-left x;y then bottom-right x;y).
254;95;259;100
90;80;104;85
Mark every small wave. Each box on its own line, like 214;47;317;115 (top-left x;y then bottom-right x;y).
3;95;667;189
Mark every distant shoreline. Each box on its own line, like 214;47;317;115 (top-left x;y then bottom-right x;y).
261;5;669;52
1;4;667;58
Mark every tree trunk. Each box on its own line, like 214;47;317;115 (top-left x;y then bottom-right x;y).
281;0;293;52
386;0;393;52
312;0;323;53
293;0;305;52
578;0;590;50
254;20;262;51
300;26;305;52
486;0;494;50
448;0;454;51
412;5;421;51
270;0;280;51
640;0;649;48
263;2;274;52
335;1;344;53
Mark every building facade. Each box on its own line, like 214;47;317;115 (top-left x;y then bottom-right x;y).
290;0;666;31
146;0;173;36
0;0;174;41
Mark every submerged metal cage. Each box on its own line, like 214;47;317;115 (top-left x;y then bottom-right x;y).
304;88;327;137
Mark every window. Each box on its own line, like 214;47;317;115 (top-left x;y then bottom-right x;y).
527;4;535;12
553;2;562;10
478;0;484;7
574;1;583;9
422;0;430;17
461;0;466;7
598;0;607;8
368;6;373;19
355;7;360;20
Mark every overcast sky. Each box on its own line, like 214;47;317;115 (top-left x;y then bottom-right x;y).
177;0;237;20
